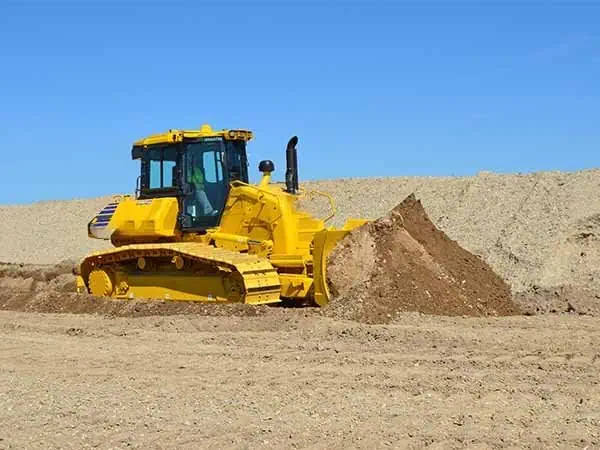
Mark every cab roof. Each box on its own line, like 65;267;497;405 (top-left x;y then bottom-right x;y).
132;123;253;147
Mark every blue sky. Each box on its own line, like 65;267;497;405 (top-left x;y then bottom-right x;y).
1;1;599;204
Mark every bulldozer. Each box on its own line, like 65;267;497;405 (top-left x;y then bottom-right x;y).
75;123;368;306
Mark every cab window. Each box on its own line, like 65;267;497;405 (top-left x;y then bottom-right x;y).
142;146;178;190
202;149;224;183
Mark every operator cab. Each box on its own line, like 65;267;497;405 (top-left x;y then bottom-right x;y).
131;124;250;231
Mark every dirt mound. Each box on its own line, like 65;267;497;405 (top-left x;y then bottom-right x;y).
324;194;521;323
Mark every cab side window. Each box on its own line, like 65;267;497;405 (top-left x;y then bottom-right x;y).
202;150;224;183
145;147;177;189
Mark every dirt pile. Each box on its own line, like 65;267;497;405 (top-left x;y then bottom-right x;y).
324;194;521;323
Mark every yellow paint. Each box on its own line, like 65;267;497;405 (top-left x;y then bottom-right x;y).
76;274;87;294
88;197;180;245
88;269;114;297
110;270;280;305
258;172;272;188
133;123;253;148
116;273;234;303
279;274;314;298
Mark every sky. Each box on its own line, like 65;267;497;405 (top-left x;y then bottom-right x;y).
0;0;599;204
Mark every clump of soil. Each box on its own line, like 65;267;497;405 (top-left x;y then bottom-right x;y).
324;194;521;323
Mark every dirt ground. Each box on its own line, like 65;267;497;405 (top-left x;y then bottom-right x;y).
1;309;599;449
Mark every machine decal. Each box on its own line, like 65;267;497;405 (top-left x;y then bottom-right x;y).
88;202;119;237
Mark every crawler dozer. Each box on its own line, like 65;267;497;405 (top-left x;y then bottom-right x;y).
75;123;367;306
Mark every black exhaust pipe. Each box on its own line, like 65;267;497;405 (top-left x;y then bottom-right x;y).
285;136;299;194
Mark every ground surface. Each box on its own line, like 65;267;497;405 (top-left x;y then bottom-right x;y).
1;309;599;449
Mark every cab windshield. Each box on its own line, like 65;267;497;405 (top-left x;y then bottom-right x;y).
182;138;228;228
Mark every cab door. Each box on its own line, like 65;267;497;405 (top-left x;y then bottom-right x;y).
181;139;228;230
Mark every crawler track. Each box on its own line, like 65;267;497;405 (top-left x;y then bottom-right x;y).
79;242;282;304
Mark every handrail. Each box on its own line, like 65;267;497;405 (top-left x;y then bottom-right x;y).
299;189;337;223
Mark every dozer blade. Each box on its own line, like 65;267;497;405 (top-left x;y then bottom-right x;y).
77;242;281;305
312;219;369;307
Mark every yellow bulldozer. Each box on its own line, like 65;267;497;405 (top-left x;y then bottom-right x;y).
75;123;368;306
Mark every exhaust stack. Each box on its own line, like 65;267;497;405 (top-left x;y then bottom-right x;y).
285;136;299;194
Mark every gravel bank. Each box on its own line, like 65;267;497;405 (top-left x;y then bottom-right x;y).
0;196;113;264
